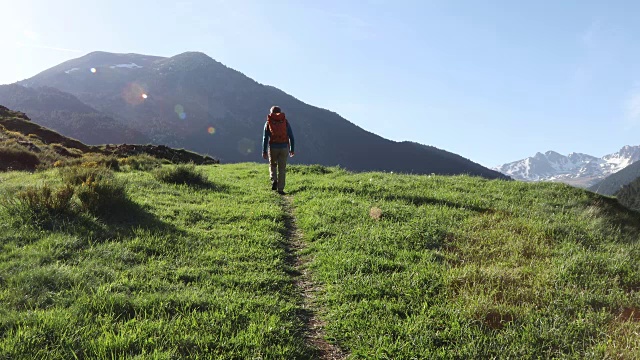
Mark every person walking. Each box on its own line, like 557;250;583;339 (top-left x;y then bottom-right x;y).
262;106;295;194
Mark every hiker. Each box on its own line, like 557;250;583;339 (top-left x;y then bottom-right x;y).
262;106;295;194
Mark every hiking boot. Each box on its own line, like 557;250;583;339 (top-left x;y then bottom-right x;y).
271;181;278;191
277;190;286;195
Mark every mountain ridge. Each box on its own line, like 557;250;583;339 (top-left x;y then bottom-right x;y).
589;160;640;195
7;50;507;179
495;145;640;187
0;84;149;145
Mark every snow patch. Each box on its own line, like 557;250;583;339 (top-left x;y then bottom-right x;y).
64;68;80;74
109;63;143;69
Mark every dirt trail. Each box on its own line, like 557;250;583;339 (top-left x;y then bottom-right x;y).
281;195;347;360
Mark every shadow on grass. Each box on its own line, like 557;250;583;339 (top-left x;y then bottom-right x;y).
289;184;495;214
589;195;640;242
159;177;230;192
7;197;185;245
153;164;229;192
383;194;495;214
185;181;230;192
100;198;182;234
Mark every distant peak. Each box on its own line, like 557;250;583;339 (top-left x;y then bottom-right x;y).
84;50;111;56
177;51;210;57
171;51;215;61
157;51;224;72
619;145;639;151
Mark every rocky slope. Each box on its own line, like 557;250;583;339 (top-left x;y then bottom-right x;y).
495;146;640;187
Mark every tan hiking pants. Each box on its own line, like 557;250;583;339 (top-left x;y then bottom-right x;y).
269;147;288;191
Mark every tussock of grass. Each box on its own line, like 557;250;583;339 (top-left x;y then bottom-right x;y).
2;184;75;228
118;154;162;171
1;167;128;227
153;164;210;187
74;176;127;216
59;165;115;185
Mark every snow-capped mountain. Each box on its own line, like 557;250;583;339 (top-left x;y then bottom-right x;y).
495;145;640;188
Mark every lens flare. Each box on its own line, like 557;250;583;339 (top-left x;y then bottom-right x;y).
174;105;187;120
207;127;216;134
122;82;147;105
237;138;255;156
90;68;97;73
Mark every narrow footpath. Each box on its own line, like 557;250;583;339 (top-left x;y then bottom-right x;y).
281;195;346;360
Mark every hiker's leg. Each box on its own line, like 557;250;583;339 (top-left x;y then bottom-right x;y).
268;148;278;188
277;148;287;191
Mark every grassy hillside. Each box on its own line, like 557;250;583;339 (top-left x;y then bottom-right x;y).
0;164;312;359
617;177;640;211
1;163;639;359
288;167;640;358
0;105;217;171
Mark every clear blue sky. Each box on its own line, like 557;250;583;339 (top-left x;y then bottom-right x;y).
1;0;639;167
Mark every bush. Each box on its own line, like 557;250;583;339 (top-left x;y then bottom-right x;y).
81;154;120;171
60;166;114;186
1;184;75;227
0;142;41;171
153;164;209;186
35;152;120;171
75;176;128;216
59;166;128;216
119;154;162;171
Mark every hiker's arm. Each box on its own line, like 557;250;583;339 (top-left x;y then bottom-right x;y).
287;122;295;154
262;122;270;157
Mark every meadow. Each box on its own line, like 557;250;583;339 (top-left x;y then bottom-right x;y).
0;163;312;359
1;163;639;359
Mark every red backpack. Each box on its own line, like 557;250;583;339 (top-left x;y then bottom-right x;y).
267;113;288;144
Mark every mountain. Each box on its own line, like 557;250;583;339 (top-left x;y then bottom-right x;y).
12;51;507;179
616;176;640;211
589;160;640;195
0;84;148;145
495;146;640;187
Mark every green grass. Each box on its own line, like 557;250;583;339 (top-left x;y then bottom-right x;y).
286;166;640;359
0;164;311;359
1;163;639;359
